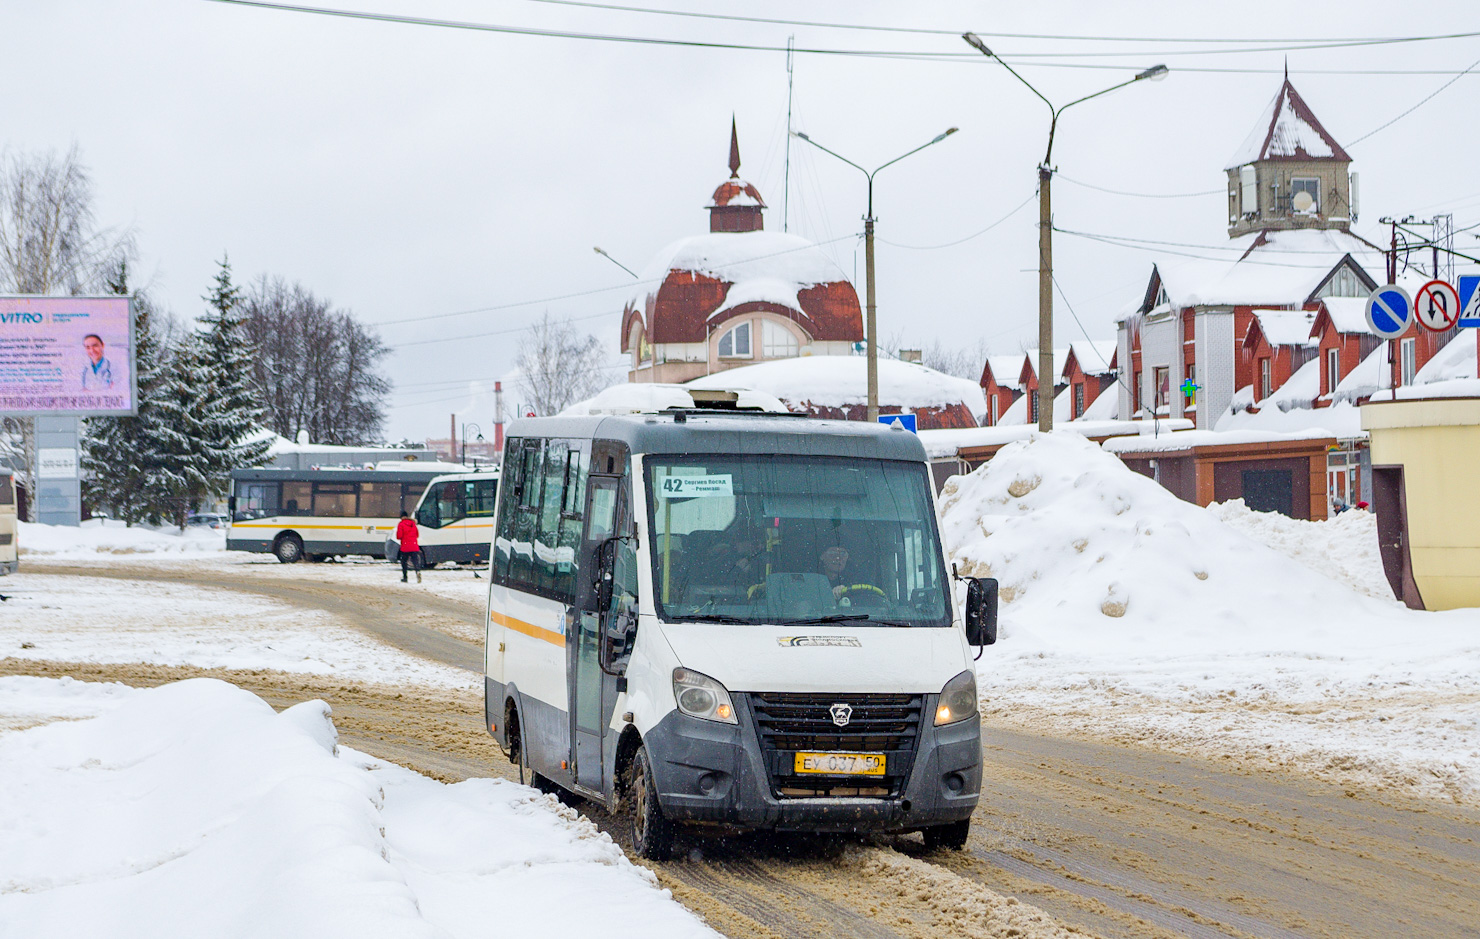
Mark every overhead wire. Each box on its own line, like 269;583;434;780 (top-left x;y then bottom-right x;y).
1057;175;1224;199
1346;53;1480;146
879;191;1036;250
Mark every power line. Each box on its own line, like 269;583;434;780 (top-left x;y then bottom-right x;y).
879;191;1036;250
202;2;1480;75
511;1;1480;48
1057;175;1224;199
1347;54;1480;146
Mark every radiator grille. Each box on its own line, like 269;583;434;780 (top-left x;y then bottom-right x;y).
747;692;923;799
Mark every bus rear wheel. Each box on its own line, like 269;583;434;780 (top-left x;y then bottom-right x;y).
629;745;674;861
273;534;304;564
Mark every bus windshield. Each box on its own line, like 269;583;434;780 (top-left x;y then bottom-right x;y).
645;455;950;628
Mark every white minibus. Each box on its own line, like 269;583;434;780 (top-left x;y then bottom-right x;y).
390;470;501;567
484;410;997;859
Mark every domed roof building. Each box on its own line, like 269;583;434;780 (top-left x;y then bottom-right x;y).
621;121;864;383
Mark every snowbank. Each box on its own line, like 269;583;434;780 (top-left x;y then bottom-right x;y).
1206;498;1390;599
938;432;1480;803
18;519;224;558
0;678;713;938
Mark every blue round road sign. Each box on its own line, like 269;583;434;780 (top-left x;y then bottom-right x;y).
1366;285;1413;339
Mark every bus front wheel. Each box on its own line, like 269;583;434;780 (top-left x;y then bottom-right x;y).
273;534;304;564
922;819;971;851
628;745;675;861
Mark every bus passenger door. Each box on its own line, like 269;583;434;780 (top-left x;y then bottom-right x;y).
573;475;620;791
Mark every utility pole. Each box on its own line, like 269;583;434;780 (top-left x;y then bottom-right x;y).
1037;165;1053;431
962;33;1166;432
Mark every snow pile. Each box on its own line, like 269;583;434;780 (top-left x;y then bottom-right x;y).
938;432;1480;803
18;519;224;558
0;678;712;938
687;355;987;417
1206;499;1390;599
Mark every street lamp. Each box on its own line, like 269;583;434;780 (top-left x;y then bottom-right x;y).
460;422;483;466
593;246;639;279
791;127;959;422
962;32;1166;431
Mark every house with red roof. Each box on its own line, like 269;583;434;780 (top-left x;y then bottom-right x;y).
1242;309;1318;407
620;121;863;384
1062;340;1118;420
1310;297;1382;405
977;354;1024;426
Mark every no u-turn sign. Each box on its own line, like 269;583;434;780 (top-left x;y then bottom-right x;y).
1414;279;1460;332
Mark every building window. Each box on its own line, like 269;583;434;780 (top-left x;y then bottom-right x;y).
1133;369;1142;414
762;321;799;358
717;321;751;358
1153;366;1169;410
1400;338;1417;386
1073;383;1084;418
1317;266;1363;299
1326;347;1340;394
989;395;998;426
1259;358;1272;400
1291;177;1321;214
1029;390;1039;423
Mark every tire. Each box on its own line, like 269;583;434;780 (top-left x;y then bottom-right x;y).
629;745;675;861
273;534;304;564
530;771;560;796
922;819;971;851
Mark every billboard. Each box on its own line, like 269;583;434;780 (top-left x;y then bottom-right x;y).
0;296;135;416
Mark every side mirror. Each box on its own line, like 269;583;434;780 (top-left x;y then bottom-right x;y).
964;577;998;646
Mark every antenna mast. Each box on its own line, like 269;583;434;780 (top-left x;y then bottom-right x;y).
783;34;794;233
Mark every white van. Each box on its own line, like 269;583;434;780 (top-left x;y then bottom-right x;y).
484;410;997;859
392;470;500;567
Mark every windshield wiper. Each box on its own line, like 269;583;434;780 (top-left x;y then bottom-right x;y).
671;613;754;625
778;614;871;626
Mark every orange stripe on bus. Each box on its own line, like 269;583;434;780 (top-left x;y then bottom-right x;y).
489;609;565;647
230;523;379;531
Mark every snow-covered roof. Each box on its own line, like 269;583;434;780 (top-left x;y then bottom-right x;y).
1262;355;1321;411
1076;382;1118;421
983;354;1025;390
1332;343;1390;403
1153;229;1382;310
1067;340;1117;376
1023;348;1069;383
1320;297;1370;334
1102;427;1336;455
1413;330;1478;385
1216;399;1365;439
918;418;1192;460
1249;309;1319;348
558;382;789;416
686;355;986;416
629;231;849;317
1225;78;1350;169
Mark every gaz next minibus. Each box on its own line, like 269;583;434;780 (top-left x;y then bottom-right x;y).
485;410;997;859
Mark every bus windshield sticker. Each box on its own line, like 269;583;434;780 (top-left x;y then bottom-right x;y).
657;474;732;499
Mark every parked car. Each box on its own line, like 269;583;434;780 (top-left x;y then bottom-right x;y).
186;513;229;530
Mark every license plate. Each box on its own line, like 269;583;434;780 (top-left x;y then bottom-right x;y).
793;752;886;776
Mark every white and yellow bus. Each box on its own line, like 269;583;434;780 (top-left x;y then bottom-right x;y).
0;469;17;575
227;466;452;563
484;410;997;859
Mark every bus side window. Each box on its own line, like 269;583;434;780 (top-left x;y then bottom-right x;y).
535;441;569;597
555;446;588;597
492;439;524;584
508;439;543;588
312;483;357;517
435;481;464;527
283;482;311;517
401;483;427;517
468;479;497;517
358;482;399;518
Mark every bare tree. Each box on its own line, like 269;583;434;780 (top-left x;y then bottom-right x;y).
515;313;608;416
0;146;134;518
240;276;391;446
922;336;993;381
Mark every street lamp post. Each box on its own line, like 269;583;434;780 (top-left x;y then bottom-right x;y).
460;422;483;466
791;127;959;422
962;33;1166;431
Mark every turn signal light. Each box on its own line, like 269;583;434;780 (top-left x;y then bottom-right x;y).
935;705;952;723
716;703;733;720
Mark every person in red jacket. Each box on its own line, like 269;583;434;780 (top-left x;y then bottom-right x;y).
395;511;422;583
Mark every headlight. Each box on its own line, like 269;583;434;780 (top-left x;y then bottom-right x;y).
672;668;737;724
934;669;978;726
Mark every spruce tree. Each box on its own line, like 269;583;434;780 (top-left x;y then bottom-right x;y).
194;254;270;500
80;262;180;525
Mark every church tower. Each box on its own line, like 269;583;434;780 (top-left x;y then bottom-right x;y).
1225;69;1355;238
707;117;766;233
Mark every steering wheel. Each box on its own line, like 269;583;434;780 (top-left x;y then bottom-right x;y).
835;583;889;609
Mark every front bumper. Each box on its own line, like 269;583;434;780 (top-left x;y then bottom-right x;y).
642;692;980;833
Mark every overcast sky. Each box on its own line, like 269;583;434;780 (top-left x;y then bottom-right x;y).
7;0;1479;441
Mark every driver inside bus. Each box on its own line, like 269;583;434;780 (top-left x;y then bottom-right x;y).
819;544;885;603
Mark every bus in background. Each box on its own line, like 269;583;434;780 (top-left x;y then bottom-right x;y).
227;464;457;563
0;469;16;575
388;470;500;567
